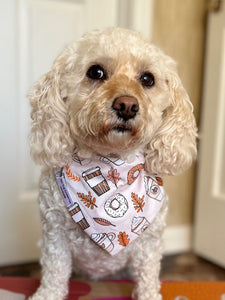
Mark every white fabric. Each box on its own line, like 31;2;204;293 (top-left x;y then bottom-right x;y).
56;152;165;255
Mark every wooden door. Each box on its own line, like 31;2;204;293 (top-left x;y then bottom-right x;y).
194;2;225;267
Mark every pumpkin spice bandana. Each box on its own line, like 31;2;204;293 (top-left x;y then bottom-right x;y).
56;152;165;256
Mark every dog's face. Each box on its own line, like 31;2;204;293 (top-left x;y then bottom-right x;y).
64;30;172;155
29;28;197;175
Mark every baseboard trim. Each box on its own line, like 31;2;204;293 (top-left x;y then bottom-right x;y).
163;225;192;255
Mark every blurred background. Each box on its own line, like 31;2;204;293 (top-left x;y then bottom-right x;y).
0;0;225;278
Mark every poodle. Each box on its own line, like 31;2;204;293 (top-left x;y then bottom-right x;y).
28;28;197;300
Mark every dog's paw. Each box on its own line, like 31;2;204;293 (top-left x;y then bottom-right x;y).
135;296;162;300
28;289;65;300
132;289;162;300
153;295;162;300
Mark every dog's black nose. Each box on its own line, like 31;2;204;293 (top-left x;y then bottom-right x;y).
112;96;139;121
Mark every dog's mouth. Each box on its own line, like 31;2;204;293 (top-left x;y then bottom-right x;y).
111;124;132;133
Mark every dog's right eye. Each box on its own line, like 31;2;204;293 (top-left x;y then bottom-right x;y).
86;65;107;81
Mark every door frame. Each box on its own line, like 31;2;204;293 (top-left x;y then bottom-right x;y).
194;5;225;267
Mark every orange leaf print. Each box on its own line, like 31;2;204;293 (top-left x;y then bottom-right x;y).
108;167;121;188
131;192;145;212
155;176;163;186
77;191;97;209
118;232;130;247
65;165;81;182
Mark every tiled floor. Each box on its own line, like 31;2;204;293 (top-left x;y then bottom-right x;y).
0;252;225;281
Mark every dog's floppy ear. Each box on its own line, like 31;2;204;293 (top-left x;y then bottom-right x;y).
29;53;74;168
146;70;197;176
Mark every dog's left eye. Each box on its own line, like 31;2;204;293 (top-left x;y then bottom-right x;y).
86;65;107;81
139;72;155;88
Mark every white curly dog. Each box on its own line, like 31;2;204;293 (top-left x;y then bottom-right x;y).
29;28;197;300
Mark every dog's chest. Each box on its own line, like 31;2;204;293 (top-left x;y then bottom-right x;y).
56;152;165;256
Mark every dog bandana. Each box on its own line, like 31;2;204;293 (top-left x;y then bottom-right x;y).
56;152;165;256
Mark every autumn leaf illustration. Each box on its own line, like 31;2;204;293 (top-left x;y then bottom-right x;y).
155;176;163;186
93;217;115;227
65;165;81;182
131;192;145;212
118;232;130;247
77;191;97;209
108;167;121;188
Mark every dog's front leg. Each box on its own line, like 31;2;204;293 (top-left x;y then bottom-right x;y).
28;172;73;300
131;243;163;300
29;222;72;300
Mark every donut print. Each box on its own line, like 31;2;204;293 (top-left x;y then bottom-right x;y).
127;164;144;185
104;193;128;218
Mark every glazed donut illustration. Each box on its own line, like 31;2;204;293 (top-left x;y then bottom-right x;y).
127;164;144;185
104;193;128;218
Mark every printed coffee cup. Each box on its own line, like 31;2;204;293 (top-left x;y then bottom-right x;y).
82;167;110;196
144;176;163;201
91;232;115;252
69;202;90;230
131;217;150;235
100;154;125;166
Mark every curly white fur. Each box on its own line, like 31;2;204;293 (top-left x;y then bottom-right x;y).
28;28;197;300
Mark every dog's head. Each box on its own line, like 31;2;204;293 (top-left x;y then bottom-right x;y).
29;28;197;176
